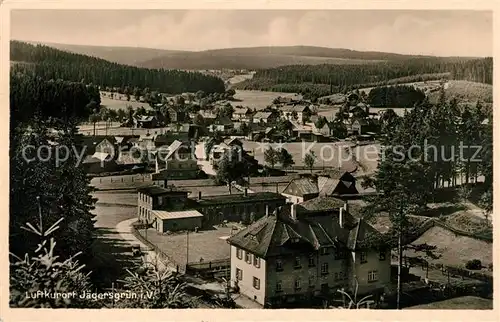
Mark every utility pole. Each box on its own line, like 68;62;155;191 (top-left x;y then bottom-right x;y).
111;282;115;308
186;230;189;269
36;196;43;236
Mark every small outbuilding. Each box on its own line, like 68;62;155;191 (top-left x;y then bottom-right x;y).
151;209;203;232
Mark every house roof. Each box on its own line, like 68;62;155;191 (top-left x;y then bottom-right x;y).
137;185;179;196
165;140;185;159
199;111;217;119
280;105;310;113
97;137;117;145
296;196;345;212
136;115;156;122
82;156;102;164
224;138;243;146
227;205;382;258
92;152;113;162
196;192;286;206
265;127;275;134
352;118;369;125
282;178;319;196
139;134;154;141
317;177;340;196
114;136;125;144
253;112;273;119
234;107;251;114
215;116;233;125
152;209;203;220
283;173;356;197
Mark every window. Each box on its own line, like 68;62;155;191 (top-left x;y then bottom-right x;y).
158;196;163;206
334;272;339;281
236;268;243;280
236;248;242;260
253;256;261;268
294;278;302;290
308;276;315;288
320;247;329;255
368;270;378;282
360;252;367;264
276;259;283;272
245;251;251;264
294;256;301;269
321;263;329;275
308;254;315;267
253;277;260;290
276;281;283;292
335;271;345;281
379;251;386;261
335;248;347;260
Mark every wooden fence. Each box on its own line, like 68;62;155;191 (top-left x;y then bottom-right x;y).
186;258;231;279
131;225;186;273
392;253;493;284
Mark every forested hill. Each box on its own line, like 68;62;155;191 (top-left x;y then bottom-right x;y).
10;41;226;94
235;57;493;99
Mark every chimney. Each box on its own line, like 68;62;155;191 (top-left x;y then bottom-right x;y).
198;191;202;200
291;203;297;220
339;206;344;228
244;188;248;197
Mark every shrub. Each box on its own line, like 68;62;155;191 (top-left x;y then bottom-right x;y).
465;259;482;270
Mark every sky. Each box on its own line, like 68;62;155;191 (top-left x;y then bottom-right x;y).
10;10;493;57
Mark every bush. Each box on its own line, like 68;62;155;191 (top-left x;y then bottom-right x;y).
465;259;482;270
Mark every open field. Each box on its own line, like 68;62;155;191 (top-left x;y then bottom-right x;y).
242;140;356;169
137;226;236;267
428;80;493;104
407;296;493;309
406;225;492;269
100;93;153;111
231;90;302;110
241;140;379;176
93;191;138;207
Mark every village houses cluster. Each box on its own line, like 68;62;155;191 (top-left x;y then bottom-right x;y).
78;90;392;308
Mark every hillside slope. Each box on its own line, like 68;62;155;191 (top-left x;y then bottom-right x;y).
139;46;479;70
10;41;225;94
26;41;187;66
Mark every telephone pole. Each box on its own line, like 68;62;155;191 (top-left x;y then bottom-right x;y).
186;230;190;269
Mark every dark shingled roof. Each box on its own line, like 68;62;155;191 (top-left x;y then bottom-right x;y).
196;192;286;206
283;178;319;196
297;196;345;212
227;205;382;258
137;185;186;196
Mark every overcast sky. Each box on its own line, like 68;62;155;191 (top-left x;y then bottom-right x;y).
11;10;493;56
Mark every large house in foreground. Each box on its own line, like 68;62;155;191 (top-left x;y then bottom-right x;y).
226;203;390;308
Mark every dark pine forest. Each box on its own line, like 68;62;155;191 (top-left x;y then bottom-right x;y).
235;57;493;100
10;41;226;94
